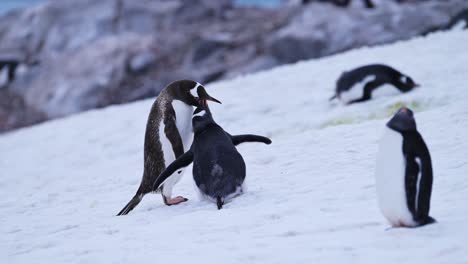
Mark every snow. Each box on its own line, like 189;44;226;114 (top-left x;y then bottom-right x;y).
1;30;468;263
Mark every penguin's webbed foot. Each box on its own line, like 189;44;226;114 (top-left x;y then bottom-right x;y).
163;196;188;206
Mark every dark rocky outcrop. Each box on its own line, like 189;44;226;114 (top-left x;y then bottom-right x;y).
0;88;46;132
0;0;466;132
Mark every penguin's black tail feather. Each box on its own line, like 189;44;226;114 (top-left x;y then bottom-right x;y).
329;94;337;101
216;196;223;210
117;194;143;216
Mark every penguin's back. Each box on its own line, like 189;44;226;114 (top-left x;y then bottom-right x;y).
192;129;246;198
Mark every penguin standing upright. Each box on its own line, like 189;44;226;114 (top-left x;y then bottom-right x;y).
375;107;435;227
117;80;221;215
152;87;272;210
329;64;419;105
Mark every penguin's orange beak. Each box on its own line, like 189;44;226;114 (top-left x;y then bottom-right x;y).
197;86;221;106
206;96;221;104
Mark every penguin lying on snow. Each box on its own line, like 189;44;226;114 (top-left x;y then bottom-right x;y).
329;64;419;105
376;107;435;228
153;87;272;210
117;80;221;216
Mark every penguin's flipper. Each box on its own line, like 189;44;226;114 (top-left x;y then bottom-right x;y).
164;107;185;158
152;151;194;191
346;80;379;105
404;151;419;215
414;133;434;223
230;134;272;146
329;94;337;101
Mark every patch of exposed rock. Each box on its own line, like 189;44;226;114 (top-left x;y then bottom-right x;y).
0;0;466;132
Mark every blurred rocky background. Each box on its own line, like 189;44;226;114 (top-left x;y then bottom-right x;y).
0;0;467;132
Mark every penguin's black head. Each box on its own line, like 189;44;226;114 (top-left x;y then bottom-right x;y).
196;85;221;108
395;75;420;92
387;107;417;132
192;102;215;133
167;80;221;107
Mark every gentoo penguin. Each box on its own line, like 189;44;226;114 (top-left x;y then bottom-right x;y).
152;88;271;210
375;107;435;227
117;80;221;215
329;64;419;105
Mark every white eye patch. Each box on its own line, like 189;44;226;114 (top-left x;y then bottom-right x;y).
400;76;408;83
193;109;206;117
190;82;202;97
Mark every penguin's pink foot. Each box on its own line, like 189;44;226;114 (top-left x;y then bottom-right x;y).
163;196;188;206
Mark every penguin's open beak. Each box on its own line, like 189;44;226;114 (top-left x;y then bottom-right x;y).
197;86;221;106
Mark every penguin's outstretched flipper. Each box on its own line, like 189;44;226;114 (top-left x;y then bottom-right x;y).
230;134;272;146
153;151;194;192
117;194;143;216
329;94;337;101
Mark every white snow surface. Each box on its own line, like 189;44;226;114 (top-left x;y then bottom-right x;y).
1;31;468;263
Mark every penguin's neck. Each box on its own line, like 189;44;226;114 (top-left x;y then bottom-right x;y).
193;112;217;134
389;77;410;92
171;99;195;147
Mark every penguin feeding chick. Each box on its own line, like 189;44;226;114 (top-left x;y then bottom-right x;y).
376;107;436;228
329;64;419;105
117;80;221;216
152;88;272;210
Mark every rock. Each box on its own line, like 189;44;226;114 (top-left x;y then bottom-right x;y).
128;51;157;73
267;0;468;63
192;39;226;63
22;33;156;117
0;0;466;132
0;88;45;132
270;36;327;63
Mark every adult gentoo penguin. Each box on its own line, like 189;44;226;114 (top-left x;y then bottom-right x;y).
117;80;221;215
375;107;435;227
329;64;419;105
152;88;272;210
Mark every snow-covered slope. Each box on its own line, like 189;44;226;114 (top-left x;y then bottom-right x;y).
1;30;468;264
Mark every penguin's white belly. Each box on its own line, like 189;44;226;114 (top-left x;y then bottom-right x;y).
375;128;417;227
339;75;376;103
371;84;400;98
158;101;194;197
